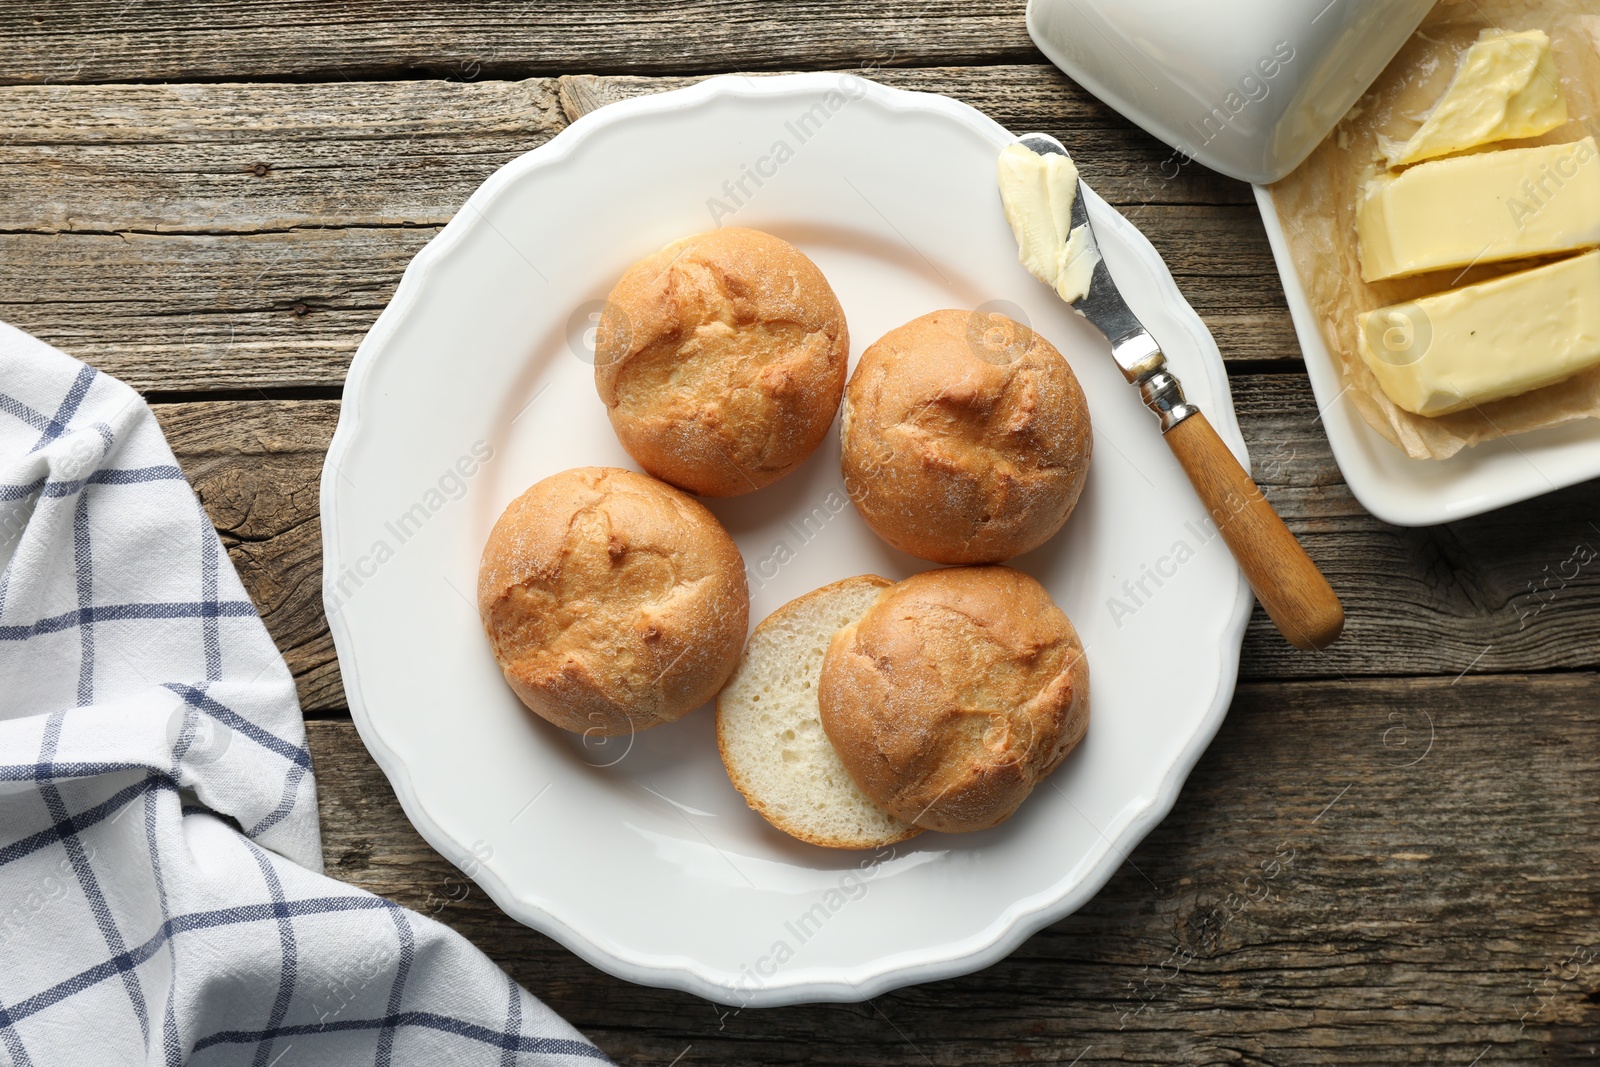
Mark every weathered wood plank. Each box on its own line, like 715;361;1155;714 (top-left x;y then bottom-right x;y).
0;70;1277;391
0;79;565;232
1229;374;1600;681
154;379;1600;712
1;209;1288;392
4;227;439;391
307;672;1600;1063
1;2;1037;84
0;68;1241;234
152;399;343;711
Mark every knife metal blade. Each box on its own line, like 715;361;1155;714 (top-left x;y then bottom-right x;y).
1006;132;1345;651
1015;131;1197;431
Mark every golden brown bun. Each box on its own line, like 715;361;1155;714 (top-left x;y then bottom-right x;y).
840;309;1092;564
594;228;849;497
477;466;749;736
817;566;1089;833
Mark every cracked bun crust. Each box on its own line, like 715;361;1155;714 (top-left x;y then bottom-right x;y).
594;228;850;497
478;466;749;736
840;309;1091;564
817;566;1089;833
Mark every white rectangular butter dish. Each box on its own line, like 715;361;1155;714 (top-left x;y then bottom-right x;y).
1255;183;1600;527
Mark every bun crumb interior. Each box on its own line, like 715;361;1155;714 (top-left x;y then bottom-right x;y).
717;576;921;850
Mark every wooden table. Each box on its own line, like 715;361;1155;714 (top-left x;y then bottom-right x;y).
7;4;1598;1062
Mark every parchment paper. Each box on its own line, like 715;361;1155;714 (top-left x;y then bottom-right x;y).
1269;0;1600;459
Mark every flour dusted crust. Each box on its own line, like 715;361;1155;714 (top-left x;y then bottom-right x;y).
477;466;748;736
594;228;850;497
817;566;1089;833
839;309;1092;564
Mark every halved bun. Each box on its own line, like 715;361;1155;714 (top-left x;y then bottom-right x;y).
717;575;920;850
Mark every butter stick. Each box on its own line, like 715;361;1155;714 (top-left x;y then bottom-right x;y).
1358;137;1600;282
1381;28;1568;168
1358;250;1600;417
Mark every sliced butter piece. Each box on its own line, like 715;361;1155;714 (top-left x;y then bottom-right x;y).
1382;29;1567;168
996;142;1100;303
1358;250;1600;417
1358;136;1600;281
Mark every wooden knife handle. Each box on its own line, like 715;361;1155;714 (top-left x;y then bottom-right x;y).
1163;412;1344;651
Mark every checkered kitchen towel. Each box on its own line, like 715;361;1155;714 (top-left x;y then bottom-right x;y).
0;322;609;1065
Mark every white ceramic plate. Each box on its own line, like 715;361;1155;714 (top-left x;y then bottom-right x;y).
1255;184;1600;527
321;74;1252;1006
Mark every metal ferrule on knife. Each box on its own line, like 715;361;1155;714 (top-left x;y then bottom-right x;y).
1108;331;1199;433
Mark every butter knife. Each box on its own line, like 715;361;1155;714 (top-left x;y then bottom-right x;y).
1016;133;1344;651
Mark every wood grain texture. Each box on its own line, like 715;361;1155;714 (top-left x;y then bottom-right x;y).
0;205;1289;391
0;69;1292;391
0;79;565;231
155;377;1600;712
3;227;439;391
4;227;438;391
152;399;343;711
307;672;1600;1064
12;2;1596;1061
1;1;1037;84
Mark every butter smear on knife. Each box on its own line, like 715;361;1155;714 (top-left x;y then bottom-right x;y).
997;142;1099;303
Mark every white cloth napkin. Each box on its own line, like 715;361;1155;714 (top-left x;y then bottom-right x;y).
0;322;608;1066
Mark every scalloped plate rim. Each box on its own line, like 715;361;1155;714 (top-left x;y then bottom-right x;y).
321;72;1253;1006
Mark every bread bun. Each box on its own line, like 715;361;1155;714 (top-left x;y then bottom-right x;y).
594;228;850;497
717;576;920;850
840;309;1091;563
818;566;1088;833
478;466;748;736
